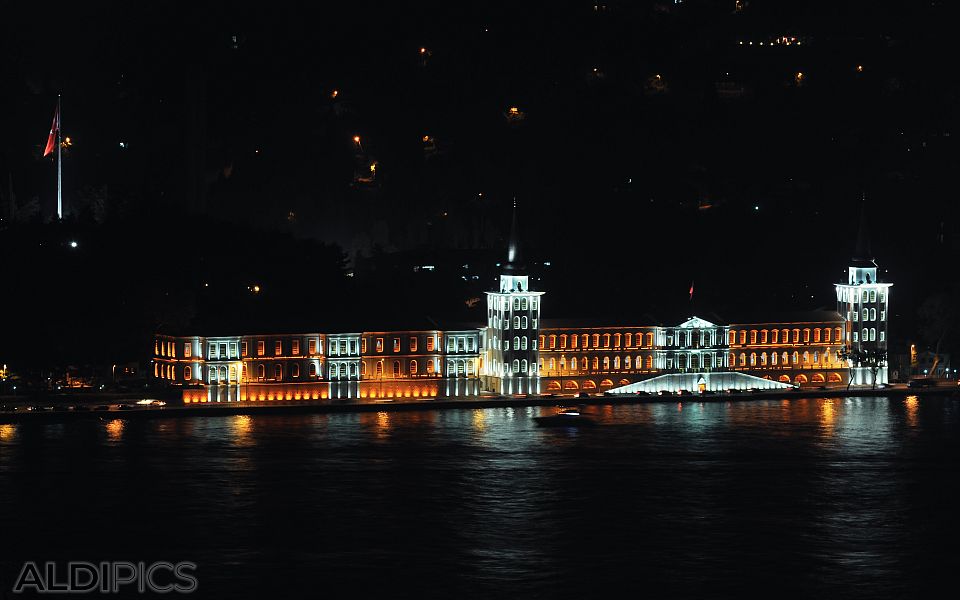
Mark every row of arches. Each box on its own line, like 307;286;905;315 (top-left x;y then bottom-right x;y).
544;378;632;391
764;373;843;384
731;327;842;346
541;355;655;373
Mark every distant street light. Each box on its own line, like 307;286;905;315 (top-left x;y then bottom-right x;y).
69;241;78;248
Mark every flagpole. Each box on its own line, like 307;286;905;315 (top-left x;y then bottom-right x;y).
56;94;62;220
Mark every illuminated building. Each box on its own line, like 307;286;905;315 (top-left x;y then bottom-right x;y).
153;204;889;401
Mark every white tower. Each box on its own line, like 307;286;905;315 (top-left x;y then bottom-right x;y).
835;199;891;385
483;203;543;395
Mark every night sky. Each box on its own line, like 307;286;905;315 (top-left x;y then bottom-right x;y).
1;2;957;370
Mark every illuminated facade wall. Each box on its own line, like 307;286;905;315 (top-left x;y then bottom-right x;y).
482;273;543;395
835;262;892;385
727;319;847;385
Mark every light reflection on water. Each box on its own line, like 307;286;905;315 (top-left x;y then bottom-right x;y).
0;395;958;599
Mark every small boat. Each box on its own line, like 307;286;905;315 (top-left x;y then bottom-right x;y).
533;407;595;427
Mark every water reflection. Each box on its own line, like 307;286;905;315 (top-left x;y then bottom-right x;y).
905;395;919;427
105;418;125;441
819;398;837;435
231;415;254;446
0;423;16;443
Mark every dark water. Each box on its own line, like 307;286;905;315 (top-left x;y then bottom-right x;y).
2;396;959;599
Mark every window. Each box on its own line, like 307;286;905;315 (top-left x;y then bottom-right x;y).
410;337;418;352
332;364;339;379
813;329;821;343
625;356;632;369
592;334;600;347
393;338;400;353
782;352;788;364
870;328;876;341
376;338;384;353
184;366;192;380
349;340;356;354
803;329;810;343
739;353;746;366
880;331;885;342
184;343;192;358
274;341;282;356
603;356;610;370
257;341;265;356
257;364;265;379
549;358;556;371
739;331;747;345
360;338;367;353
792;352;799;364
512;359;519;373
614;333;621;347
750;331;757;344
782;329;790;343
771;352;777;365
411;359;418;374
309;363;317;377
645;355;653;369
853;331;859;342
802;352;809;364
813;351;819;364
513;316;520;329
792;330;800;343
750;353;756;366
614;356;620;369
603;333;611;348
570;357;578;371
513;336;520;350
292;363;300;378
583;334;590;348
729;330;737;345
549;335;557;349
761;330;768;344
760;353;767;366
427;360;434;374
521;316;528;328
292;340;300;355
209;343;216;358
861;309;868;322
308;339;317;354
274;364;283;380
870;308;876;321
393;361;401;377
625;333;632;347
521;337;528;350
592;357;599;370
426;337;434;352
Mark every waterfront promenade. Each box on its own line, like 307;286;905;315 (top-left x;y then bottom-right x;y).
1;383;956;423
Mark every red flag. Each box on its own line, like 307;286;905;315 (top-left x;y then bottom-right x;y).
43;104;59;157
689;281;694;301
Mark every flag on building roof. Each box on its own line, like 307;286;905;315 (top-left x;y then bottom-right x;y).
43;104;59;157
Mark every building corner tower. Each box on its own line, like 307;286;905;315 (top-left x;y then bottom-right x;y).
834;197;891;386
482;203;543;395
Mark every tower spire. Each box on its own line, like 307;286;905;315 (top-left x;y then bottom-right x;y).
505;197;523;270
853;192;873;266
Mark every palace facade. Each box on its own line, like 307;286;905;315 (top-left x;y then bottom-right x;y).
153;208;890;402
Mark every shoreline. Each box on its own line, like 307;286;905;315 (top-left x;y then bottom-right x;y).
1;384;956;424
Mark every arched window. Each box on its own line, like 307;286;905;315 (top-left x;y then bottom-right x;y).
802;352;809;364
592;334;600;347
569;356;577;370
824;328;831;342
513;298;520;310
862;309;868;321
184;366;192;380
739;331;747;345
374;361;382;377
603;356;610;370
549;358;556;371
869;308;876;321
512;359;519;373
549;335;557;348
813;351;819;363
813;328;821;342
870;328;876;341
771;352;777;365
274;364;282;380
782;352;789;364
571;334;579;348
582;357;589;370
309;363;317;377
521;297;528;310
853;331;859;343
782;329;790;344
803;329;810;343
521;336;528;350
513;336;520;350
410;359;418;374
729;330;737;345
678;354;687;369
791;352;799;364
760;353;767;366
728;352;736;366
603;333;611;348
393;361;401;377
521;316;528;328
560;357;567;371
582;334;589;348
739;353;746;366
645;355;653;369
514;316;520;329
771;329;779;344
614;356;620;369
257;364;265;379
750;353;756;366
750;330;758;344
646;332;654;347
592;356;599;370
291;364;300;378
625;333;632;347
559;334;566;348
521;359;528;373
625;355;632;369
